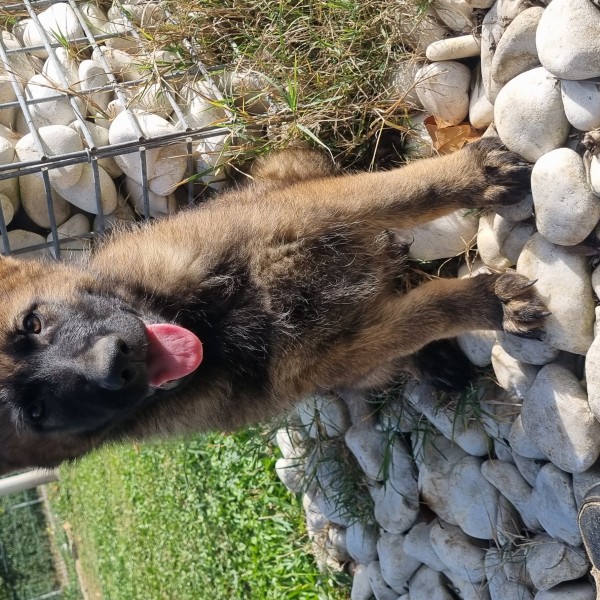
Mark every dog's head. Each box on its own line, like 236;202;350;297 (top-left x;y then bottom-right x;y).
0;256;202;473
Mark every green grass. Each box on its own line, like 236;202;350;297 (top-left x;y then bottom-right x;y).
51;429;350;600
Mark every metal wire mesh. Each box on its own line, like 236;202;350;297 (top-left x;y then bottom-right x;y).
0;0;231;259
0;489;62;600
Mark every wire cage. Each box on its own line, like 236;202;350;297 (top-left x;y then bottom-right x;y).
0;0;234;260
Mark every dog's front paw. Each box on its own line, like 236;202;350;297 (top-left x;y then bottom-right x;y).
466;138;532;206
494;271;549;338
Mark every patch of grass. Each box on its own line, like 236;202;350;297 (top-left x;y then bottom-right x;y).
124;0;425;166
51;429;350;600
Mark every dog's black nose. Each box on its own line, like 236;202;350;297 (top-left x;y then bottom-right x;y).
88;336;139;391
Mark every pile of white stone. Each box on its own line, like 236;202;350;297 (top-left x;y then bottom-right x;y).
275;1;600;599
0;0;258;258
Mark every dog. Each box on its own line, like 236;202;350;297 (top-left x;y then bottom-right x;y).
0;138;545;473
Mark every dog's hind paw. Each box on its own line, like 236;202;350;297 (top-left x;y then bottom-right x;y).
494;270;549;338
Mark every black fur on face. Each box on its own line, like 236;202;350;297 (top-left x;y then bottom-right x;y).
0;290;152;435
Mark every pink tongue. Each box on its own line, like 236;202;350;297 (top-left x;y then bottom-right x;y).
145;324;203;387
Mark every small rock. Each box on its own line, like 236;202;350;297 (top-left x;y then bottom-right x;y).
492;214;535;264
406;382;490;456
526;533;589;591
496;332;559;366
477;212;513;271
399;209;478;260
532;148;600;246
297;393;350;438
494;581;533;600
345;423;390;481
532;463;582;546
517;233;595;355
429;521;486;583
109;110;188;196
386;58;424;108
561;80;600;132
377;532;421;593
536;0;600;80
70;121;122;179
275;457;307;494
496;494;522;546
53;164;117;215
46;213;91;262
512;453;547;487
509;415;548;461
123;178;177;218
351;564;373;600
19;174;70;229
366;561;398;600
15;125;83;190
415;433;468;525
491;344;540;399
495;67;570;162
25;74;83;128
275;425;308;460
346;521;379;565
404;521;447;572
456;330;496;367
448;456;500;540
431;0;476;32
573;461;600;510
444;570;491;600
303;492;329;538
484;548;507;600
325;525;350;563
414;62;471;126
79;59;112;114
371;479;419;534
0;136;19;211
480;0;531;102
494;193;533;222
583;332;600;425
534;581;596;600
6;230;47;259
490;7;543;86
522;364;600;473
469;66;494;130
426;35;480;61
481;459;541;531
409;566;454;600
23;3;83;58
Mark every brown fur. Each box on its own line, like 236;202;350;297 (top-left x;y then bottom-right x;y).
0;138;546;473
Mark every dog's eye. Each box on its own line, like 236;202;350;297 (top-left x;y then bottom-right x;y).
26;401;44;422
23;313;42;334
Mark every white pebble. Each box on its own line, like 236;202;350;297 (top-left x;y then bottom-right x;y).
448;456;500;540
414;61;471;126
494;67;570;162
517;233;594;355
522;364;600;473
377;532;421;593
425;35;480;61
536;0;600;80
526;533;589;591
532;148;600;246
490;7;543;86
532;463;582;546
429;521;485;583
53;163;117;215
561;80;600;132
491;344;539;399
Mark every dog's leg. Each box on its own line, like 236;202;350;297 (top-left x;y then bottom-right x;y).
314;271;547;389
272;138;530;228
